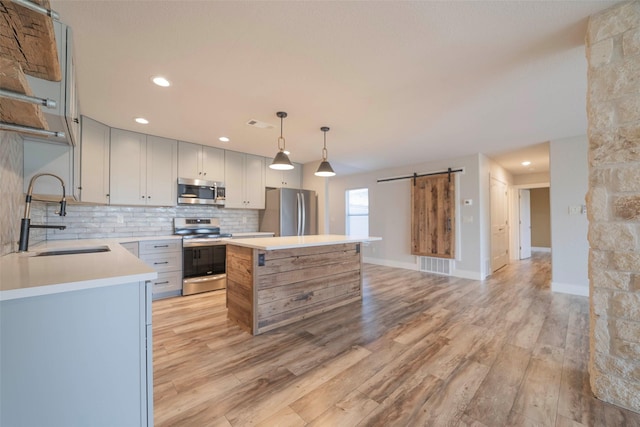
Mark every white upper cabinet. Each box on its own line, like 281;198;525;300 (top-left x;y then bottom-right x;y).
265;159;302;189
25;21;79;145
225;151;265;209
178;141;224;182
23;138;78;200
110;129;177;206
79;116;110;204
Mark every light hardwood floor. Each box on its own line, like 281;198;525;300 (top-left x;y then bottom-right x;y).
153;253;640;426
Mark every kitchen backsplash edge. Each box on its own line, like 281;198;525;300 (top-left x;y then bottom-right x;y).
41;204;259;241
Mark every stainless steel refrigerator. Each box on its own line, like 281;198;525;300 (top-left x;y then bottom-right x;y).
259;188;317;236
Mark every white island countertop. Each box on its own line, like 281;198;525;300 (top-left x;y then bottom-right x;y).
227;234;381;250
0;239;157;301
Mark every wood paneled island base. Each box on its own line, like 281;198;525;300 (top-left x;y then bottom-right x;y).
226;239;365;335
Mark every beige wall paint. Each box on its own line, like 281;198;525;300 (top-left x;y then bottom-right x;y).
530;187;551;248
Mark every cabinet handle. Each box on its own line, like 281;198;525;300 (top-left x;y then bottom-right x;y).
154;245;169;248
154;261;169;265
141;196;145;199
154;281;169;285
203;172;207;176
199;172;202;175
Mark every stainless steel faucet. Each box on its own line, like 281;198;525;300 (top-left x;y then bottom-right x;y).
18;173;68;252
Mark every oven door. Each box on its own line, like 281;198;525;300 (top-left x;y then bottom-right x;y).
183;243;227;295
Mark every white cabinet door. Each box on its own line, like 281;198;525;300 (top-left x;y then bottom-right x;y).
146;135;177;206
202;146;225;182
265;159;301;189
24;22;78;145
265;158;282;188
0;282;151;427
80;116;110;204
111;130;177;206
110;128;146;206
244;154;265;209
284;164;302;189
224;150;245;209
177;141;201;180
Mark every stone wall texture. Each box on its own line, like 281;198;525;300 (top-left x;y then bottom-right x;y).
586;1;640;412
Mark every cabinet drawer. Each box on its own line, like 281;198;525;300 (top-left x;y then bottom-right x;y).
139;240;182;255
140;252;182;273
150;271;182;295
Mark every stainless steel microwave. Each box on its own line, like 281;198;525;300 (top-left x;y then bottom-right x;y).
177;178;225;206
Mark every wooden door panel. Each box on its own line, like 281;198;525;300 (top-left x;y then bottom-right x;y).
411;175;455;258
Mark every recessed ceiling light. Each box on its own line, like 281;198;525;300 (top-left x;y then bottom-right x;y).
219;137;230;142
521;161;531;166
135;117;149;124
152;76;171;87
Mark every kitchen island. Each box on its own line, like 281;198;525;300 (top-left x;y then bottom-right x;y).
226;235;380;335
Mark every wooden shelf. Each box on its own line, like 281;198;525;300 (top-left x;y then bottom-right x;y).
0;0;60;81
0;56;49;130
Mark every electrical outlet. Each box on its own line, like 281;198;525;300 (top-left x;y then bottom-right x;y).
568;206;581;215
242;216;247;224
117;214;124;224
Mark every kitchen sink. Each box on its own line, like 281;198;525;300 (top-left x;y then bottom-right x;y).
34;246;111;257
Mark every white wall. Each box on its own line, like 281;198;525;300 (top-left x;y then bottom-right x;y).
325;154;485;279
549;135;589;296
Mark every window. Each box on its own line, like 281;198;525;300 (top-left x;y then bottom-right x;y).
346;188;369;236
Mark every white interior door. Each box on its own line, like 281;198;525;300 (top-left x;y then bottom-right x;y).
490;177;509;272
519;189;532;259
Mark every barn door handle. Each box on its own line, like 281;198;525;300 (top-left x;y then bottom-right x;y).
446;218;452;232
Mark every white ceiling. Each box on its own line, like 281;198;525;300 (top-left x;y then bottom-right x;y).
51;0;616;176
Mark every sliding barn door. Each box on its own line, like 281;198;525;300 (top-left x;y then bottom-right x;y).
411;175;456;258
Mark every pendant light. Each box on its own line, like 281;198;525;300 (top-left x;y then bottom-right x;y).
315;126;336;177
270;111;294;170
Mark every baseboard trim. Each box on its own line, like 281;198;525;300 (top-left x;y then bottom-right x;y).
452;269;484;280
532;247;551;253
363;257;484;281
551;281;589;297
363;257;418;271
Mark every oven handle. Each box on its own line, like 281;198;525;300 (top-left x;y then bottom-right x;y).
183;274;226;285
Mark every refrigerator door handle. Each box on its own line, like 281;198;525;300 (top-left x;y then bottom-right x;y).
296;192;302;236
301;192;306;235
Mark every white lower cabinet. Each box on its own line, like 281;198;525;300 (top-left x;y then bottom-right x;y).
0;281;153;427
139;239;183;299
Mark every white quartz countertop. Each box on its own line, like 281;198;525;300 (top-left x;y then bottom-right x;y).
231;232;275;238
0;239;157;301
227;234;382;250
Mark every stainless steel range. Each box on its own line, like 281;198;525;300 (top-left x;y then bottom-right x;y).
174;218;231;296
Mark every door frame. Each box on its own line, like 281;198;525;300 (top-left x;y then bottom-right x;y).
509;182;550;262
519;189;532;260
490;175;510;272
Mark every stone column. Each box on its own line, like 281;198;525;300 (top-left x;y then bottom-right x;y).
586;1;640;412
